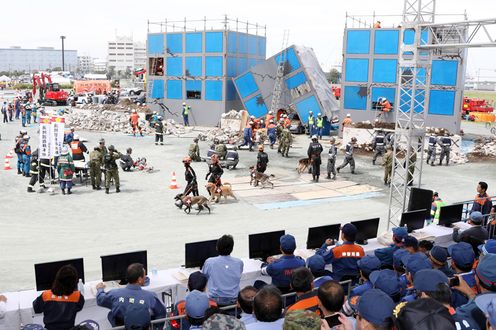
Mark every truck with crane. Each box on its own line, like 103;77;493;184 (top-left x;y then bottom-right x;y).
32;73;68;106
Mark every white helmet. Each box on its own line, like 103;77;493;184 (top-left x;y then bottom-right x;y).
23;134;30;140
311;135;318;140
158;116;163;120
250;115;255;119
74;134;80;140
61;146;69;155
182;102;186;106
153;111;157;114
318;113;322;116
346;113;351;117
268;111;273;115
132;109;137;113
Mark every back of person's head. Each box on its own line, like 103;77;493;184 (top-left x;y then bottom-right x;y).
238;286;258;314
476;254;496;293
188;271;208;292
280;234;297;254
124;303;151;330
419;240;434;253
414;269;451;305
291;267;314;293
253;285;283;322
217;234;234;256
357;289;395;330
52;264;78;296
126;263;145;284
479;181;488;192
317;280;345;314
395;298;456;330
186;290;212;325
341;223;357;242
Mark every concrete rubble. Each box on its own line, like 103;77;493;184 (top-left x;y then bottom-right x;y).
470;137;496;159
198;110;245;144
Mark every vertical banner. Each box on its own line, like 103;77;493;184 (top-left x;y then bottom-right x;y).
39;116;53;160
51;116;65;157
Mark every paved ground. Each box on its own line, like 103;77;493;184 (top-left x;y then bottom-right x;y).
0;105;495;293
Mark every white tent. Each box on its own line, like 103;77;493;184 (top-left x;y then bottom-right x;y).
0;75;11;82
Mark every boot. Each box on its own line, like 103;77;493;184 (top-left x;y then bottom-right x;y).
372;160;376;165
316;176;319;183
332;175;336;180
96;186;102;190
155;142;158;145
17;169;22;175
327;174;331;179
92;185;96;190
116;187;120;193
337;167;340;173
67;189;72;195
351;170;356;174
105;188;109;194
430;162;435;167
27;187;34;193
311;175;315;182
61;189;66;195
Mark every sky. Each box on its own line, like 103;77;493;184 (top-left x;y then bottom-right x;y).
1;0;496;79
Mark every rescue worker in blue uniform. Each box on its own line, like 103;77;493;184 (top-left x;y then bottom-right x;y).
426;133;438;166
438;132;452;166
259;234;305;294
267;120;277;149
448;242;478;308
327;137;338;180
337;137;357;174
400;252;433;302
20;134;32;176
306;255;333;288
370;269;403;303
15;129;27;175
307;135;323;182
64;127;75;144
316;223;365;281
429;246;453;277
372;130;386;165
96;263;166;327
374;227;408;268
240;122;254;151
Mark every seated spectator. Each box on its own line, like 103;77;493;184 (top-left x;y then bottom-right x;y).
283;310;321;330
448;242;477;308
246;286;284;329
419;240;434;254
202;314;246;330
453;211;489;244
395;298;456;329
429;246;453;277
287;267;319;314
316;224;365;281
455;254;496;329
96;263;166;327
317;280;355;328
185;290;218;329
306;255;333;288
170;271;217;329
124;303;151;330
33;265;85;330
404;236;419;254
375;227;408;268
479;240;496;257
413;269;478;329
475;293;496;330
238;286;258;325
202;234;244;306
370;269;403;303
401;253;432;302
471;181;492;217
344;289;396;330
259;235;305;293
393;249;409;290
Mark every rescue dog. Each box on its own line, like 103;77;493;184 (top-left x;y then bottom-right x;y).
174;193;211;215
205;182;237;203
249;166;275;188
296;158;312;174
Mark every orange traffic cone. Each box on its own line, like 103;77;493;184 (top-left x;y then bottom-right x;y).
6;149;13;159
169;171;179;189
4;157;12;170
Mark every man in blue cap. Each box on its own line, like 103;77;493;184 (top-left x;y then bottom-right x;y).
429;245;453;277
316;223;365;281
449;242;477;308
479;240;496;257
375;227;408;268
260;234;305;294
393;249;409;291
369;269;403;303
343;255;381;315
355;289;396;330
453;211;489;243
306;255;333;288
475;293;496;330
455;254;496;330
400;253;432;302
185;290;211;329
403;236;419;254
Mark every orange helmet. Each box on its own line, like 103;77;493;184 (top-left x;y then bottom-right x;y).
182;156;192;164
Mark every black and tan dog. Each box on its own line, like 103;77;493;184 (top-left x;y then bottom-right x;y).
296;158;312;174
249;166;275;189
174;193;211;215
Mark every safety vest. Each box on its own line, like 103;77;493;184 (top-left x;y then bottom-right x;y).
316;118;323;128
345;143;353;156
428;136;437;146
376;135;385;146
442;137;452;146
308;116;314;125
183;106;189;115
70;141;83;156
431;198;446;220
381;100;392;112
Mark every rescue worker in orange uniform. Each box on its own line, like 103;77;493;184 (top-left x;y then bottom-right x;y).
378;97;392;116
283;114;291;128
69;135;88;162
265;111;274;128
374;21;382;28
341;114;352;132
129;109;143;136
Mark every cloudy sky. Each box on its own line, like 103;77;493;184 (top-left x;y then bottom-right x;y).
1;0;496;79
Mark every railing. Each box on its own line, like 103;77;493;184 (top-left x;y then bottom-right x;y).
110;280;352;330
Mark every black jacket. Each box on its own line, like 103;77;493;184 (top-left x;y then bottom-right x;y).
33;290;84;330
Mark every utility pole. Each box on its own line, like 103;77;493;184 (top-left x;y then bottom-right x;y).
60;36;66;71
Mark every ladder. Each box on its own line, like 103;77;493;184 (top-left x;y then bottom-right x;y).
269;30;290;114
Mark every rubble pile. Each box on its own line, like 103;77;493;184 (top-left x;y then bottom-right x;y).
352;120;396;130
76;99;145;112
198;127;242;144
469;137;496;159
221;110;243;120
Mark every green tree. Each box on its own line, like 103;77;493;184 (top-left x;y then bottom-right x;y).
328;68;342;84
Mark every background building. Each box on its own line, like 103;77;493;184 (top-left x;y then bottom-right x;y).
107;36;146;73
0;46;78;72
146;17;266;126
77;55;94;73
93;58;107;73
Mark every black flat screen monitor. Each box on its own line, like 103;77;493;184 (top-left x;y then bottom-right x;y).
400;209;427;233
438;204;464;227
101;250;147;284
185;240;218;269
306;224;341;249
249;230;285;260
351;218;380;244
35;258;84;292
408;188;433;219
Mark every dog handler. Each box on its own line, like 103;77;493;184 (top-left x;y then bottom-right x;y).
183;156;199;196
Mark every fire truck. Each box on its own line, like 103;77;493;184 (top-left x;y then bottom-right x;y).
462;96;494;115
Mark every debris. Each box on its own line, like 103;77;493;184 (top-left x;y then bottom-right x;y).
198;127;242;144
469;137;496;160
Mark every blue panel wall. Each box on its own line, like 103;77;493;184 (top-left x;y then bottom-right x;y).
185;57;202;77
228;32;237;54
285;72;307;89
167;80;182;99
234;72;258;98
239;58;248;73
205;56;223;76
371;87;395;106
372;59;397;83
185;33;202;53
227;57;237;77
429;90;455;115
295;95;321;122
148;35;164;54
166;57;182;76
431;60;458;86
344;86;367;110
226;80;237;101
275;47;301;73
205;80;223;101
150;80;164;98
166;34;182;54
249;58;258;69
239;33;247;54
403;29;428;45
345;58;369;82
346;30;370;54
258;37;266;57
186;80;202;92
374;30;399;54
245;94;268;117
205;32;223;53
